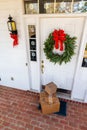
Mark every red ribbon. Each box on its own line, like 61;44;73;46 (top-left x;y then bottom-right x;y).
10;33;18;47
52;29;66;51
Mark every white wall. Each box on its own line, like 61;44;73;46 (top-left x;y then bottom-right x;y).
0;0;30;90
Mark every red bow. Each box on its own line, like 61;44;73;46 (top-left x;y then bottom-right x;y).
52;29;66;51
10;34;18;47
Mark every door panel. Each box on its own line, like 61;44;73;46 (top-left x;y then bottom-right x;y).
24;17;41;92
40;17;84;90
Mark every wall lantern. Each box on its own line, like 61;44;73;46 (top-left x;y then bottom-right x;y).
7;15;18;46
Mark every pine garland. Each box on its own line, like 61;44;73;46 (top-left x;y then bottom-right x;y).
44;31;77;65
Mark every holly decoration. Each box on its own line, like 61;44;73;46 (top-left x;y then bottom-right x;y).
44;29;77;65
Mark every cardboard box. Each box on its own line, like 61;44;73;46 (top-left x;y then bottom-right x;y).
40;91;56;99
45;82;57;95
40;91;49;99
40;97;60;114
40;91;56;101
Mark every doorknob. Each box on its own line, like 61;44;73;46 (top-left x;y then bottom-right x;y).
41;60;44;73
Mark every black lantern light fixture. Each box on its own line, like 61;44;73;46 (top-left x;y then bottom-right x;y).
7;15;17;34
7;15;18;47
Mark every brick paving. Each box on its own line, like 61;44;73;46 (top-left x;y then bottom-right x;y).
0;85;87;130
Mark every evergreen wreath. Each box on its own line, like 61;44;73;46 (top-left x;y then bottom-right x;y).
44;29;77;65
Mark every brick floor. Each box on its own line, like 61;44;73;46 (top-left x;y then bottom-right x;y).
0;85;87;130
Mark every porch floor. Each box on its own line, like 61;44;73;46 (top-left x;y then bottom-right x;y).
0;86;87;130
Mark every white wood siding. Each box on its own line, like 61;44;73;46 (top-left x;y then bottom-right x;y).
0;0;30;90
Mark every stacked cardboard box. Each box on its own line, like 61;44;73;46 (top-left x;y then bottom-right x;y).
40;82;60;114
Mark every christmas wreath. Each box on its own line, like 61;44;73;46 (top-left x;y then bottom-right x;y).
44;29;77;65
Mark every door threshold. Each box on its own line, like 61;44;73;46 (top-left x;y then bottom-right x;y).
29;89;39;93
57;92;71;100
57;92;85;103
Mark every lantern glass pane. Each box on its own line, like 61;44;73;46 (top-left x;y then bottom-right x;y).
8;22;12;31
11;22;16;31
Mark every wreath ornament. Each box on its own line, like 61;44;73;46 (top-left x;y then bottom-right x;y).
44;29;77;65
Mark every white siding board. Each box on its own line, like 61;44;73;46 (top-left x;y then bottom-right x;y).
0;0;30;90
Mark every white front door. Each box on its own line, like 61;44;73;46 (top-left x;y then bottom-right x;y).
40;17;84;90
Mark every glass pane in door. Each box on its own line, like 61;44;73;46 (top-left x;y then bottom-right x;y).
43;0;54;14
82;43;87;67
55;0;72;13
28;25;36;38
24;0;38;14
73;0;87;13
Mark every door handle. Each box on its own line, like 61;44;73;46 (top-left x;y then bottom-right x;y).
41;60;44;73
